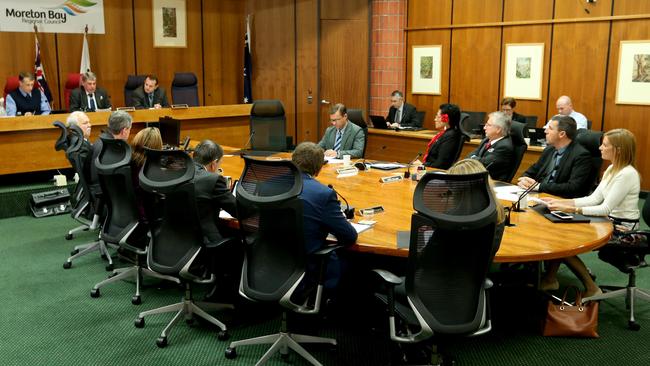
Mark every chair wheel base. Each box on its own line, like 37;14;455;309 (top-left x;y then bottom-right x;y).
225;347;236;359
105;264;114;272
70;249;78;256
131;295;141;305
156;336;168;348
134;317;144;328
90;288;100;298
217;330;229;341
629;321;641;331
65;233;74;240
63;261;72;269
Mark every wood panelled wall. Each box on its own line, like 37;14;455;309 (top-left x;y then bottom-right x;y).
0;0;244;110
406;0;650;189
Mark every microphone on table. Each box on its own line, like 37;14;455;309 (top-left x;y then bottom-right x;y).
239;130;255;157
328;184;355;219
404;152;422;179
504;170;549;227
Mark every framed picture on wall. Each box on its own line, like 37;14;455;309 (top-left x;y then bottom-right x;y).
503;43;544;100
411;45;442;95
616;40;650;105
153;0;187;48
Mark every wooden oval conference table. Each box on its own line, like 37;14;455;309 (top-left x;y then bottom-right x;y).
219;150;613;264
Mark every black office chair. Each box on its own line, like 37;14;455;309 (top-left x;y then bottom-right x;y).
587;120;593;130
134;148;232;347
373;171;498;365
575;129;604;193
63;125;115;270
452;128;471;165
460;111;486;139
347;108;368;158
416;111;426;127
171;72;199;106
524;115;538;129
53;121;69;152
225;156;338;365
250;100;287;151
505;121;528;182
124;74;146;107
584;198;650;330
89;139;178;304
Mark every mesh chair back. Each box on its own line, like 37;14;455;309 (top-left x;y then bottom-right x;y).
250;100;287;151
96;139;141;247
124;75;146;107
460;111;486;137
505;122;528;182
171;72;199;106
347;108;368;157
236;156;304;302
408;172;497;335
66;125;96;208
139;149;202;275
576;130;604;191
53;121;69;151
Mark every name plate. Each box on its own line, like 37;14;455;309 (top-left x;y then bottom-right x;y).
336;166;359;177
116;106;135;112
171;104;189;109
379;175;403;183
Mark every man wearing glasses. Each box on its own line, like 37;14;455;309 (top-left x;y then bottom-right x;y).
386;90;420;128
318;103;365;158
467;111;514;181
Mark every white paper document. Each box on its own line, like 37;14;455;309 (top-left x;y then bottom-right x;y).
326;222;373;241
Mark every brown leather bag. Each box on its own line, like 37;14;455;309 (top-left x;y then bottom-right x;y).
542;286;599;338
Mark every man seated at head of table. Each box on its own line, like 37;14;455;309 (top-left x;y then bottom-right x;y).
317;103;365;159
385;90;420;129
69;71;112;112
466;111;514;182
292;141;358;293
5;71;51;116
131;74;170;109
517;115;592;198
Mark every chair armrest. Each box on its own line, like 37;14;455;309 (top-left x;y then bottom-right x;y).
314;244;343;256
212;236;241;249
372;268;403;286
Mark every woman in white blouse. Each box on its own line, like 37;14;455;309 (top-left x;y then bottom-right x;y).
540;128;640;297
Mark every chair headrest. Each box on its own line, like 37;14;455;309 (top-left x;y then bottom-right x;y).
347;109;367;128
124;75;146;90
251;100;285;117
509;121;526;145
53;121;69;151
236;156;302;205
97;138;132;172
139;148;195;194
65;73;82;89
4;76;20;95
575;130;603;155
67;124;86;153
172;73;198;87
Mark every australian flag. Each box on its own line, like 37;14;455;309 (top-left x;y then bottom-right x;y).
34;35;53;105
243;15;253;104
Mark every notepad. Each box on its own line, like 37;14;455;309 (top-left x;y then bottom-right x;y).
326;222;372;241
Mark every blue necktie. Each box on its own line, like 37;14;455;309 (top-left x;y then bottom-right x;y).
148;93;154;107
334;130;342;152
89;94;96;111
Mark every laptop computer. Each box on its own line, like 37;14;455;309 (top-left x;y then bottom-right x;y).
369;115;389;129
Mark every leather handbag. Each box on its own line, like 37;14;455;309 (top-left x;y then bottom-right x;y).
542;286;599;338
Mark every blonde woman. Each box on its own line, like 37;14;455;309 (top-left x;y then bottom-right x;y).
541;129;640;297
130;127;163;223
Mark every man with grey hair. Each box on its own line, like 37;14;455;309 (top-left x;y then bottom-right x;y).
66;111;91;139
467;111;514;181
69;71;112;112
386;90;420;128
554;95;587;130
90;111;132;187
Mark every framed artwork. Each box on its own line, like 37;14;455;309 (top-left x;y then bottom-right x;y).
153;0;187;48
503;43;544;100
616;40;650;105
411;45;441;95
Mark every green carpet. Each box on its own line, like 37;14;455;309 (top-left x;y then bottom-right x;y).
0;214;649;365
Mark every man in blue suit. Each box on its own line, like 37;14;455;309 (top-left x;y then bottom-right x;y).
292;142;358;290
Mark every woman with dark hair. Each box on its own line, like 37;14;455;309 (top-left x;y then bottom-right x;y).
423;103;463;169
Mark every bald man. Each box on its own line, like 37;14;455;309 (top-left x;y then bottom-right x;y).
554;96;588;130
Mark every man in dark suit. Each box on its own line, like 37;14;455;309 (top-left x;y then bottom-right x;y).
467;111;514;181
500;97;526;124
318;103;365;158
386;90;420;128
518;115;592;198
69;72;112;112
5;71;51;116
292;141;357;289
192;140;240;300
131;74;169;109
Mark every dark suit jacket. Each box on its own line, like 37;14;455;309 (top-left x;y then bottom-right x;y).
523;141;592;198
300;173;357;288
467;136;515;182
317;121;365;158
424;128;463;169
386;102;420;127
193;163;237;248
131;86;170;109
69;87;112;112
